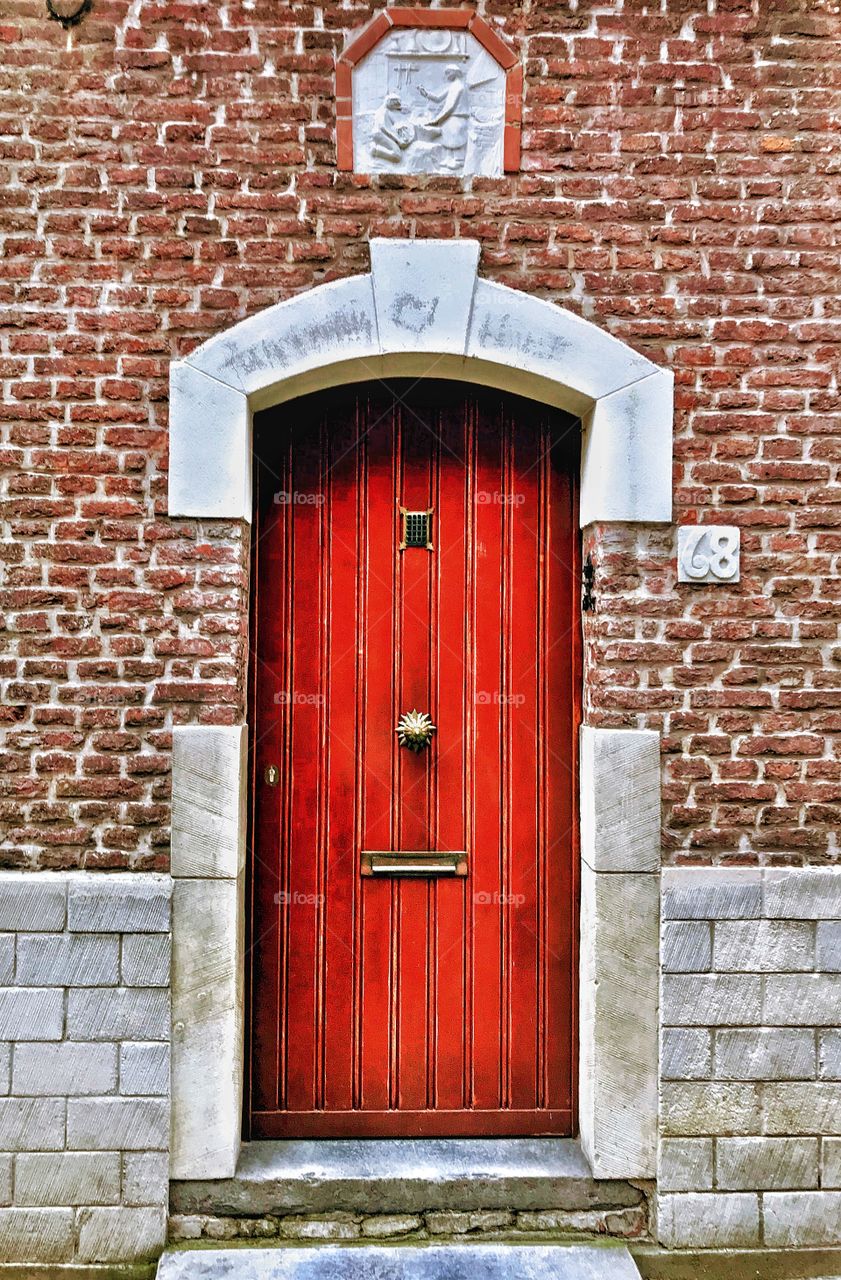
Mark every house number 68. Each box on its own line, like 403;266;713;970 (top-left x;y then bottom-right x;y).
677;526;740;584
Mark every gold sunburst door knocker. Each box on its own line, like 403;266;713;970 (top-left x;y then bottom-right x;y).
396;710;436;753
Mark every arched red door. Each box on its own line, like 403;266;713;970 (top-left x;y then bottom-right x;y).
247;380;580;1138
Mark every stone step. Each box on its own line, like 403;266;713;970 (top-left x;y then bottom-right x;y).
157;1242;643;1280
171;1138;644;1217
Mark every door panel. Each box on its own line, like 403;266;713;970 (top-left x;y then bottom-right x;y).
248;380;579;1138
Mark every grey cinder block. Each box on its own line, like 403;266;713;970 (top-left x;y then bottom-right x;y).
14;1152;121;1207
661;1028;712;1081
0;1098;65;1151
579;727;661;872
0;989;64;1041
658;1138;713;1192
660;1083;762;1137
762;1083;841;1136
67;988;169;1042
121;934;170;988
67;1098;169;1151
16;934;119;987
171;725;246;880
0;937;14;986
119;1042;169;1097
662;922;711;974
0;1207;74;1263
76;1206;167;1263
713;921;814;973
662;974;762;1027
763;1191;841;1247
662;869;761;921
657;1191;760;1248
716;1137;819;1191
122;1151;169;1207
764;869;841;921
822;1139;841;1188
820;1030;841;1080
68;875;171;934
714;1028;816;1081
764;975;841;1027
13;1042;118;1097
816;921;841;972
0;876;66;932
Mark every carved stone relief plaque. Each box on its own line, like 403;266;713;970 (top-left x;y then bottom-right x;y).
337;11;520;177
352;26;506;177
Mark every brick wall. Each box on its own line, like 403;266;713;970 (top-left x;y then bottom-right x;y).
0;872;170;1264
2;0;840;871
659;866;841;1248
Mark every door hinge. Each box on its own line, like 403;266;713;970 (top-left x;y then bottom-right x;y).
582;553;596;613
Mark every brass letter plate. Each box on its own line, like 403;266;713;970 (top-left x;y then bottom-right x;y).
361;851;467;878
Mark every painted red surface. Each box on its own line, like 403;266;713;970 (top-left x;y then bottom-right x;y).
247;381;580;1138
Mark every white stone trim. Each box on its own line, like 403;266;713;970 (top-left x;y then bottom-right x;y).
170;726;246;1181
167;239;673;527
580;373;673;526
579;727;661;1179
168;723;662;1182
171;726;247;881
170;878;243;1181
580;727;661;875
370;238;481;355
167;249;671;1181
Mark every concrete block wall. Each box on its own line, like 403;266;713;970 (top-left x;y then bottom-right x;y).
0;872;171;1264
658;866;841;1249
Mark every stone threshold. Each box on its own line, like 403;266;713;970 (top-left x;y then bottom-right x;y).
170;1137;645;1217
157;1241;643;1279
632;1246;841;1280
0;1268;156;1279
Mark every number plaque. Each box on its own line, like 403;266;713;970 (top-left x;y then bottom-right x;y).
677;525;740;584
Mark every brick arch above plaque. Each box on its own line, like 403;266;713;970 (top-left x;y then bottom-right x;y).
337;8;521;177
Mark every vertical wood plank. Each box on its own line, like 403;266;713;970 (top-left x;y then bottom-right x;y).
470;394;504;1111
283;418;326;1113
359;389;397;1112
432;398;469;1110
508;406;542;1109
395;397;434;1112
322;402;363;1112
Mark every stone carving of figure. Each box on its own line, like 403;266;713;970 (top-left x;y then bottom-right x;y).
418;65;469;170
370;95;415;164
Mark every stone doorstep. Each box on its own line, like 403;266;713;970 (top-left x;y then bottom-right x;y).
170;1138;646;1217
156;1242;644;1280
0;1269;155;1280
632;1247;841;1280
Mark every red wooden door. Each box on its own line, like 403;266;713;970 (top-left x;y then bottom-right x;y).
248;380;579;1138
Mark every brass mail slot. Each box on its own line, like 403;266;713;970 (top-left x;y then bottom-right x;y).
361;851;468;878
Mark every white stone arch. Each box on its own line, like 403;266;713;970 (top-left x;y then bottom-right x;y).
168;239;673;528
167;239;666;1188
